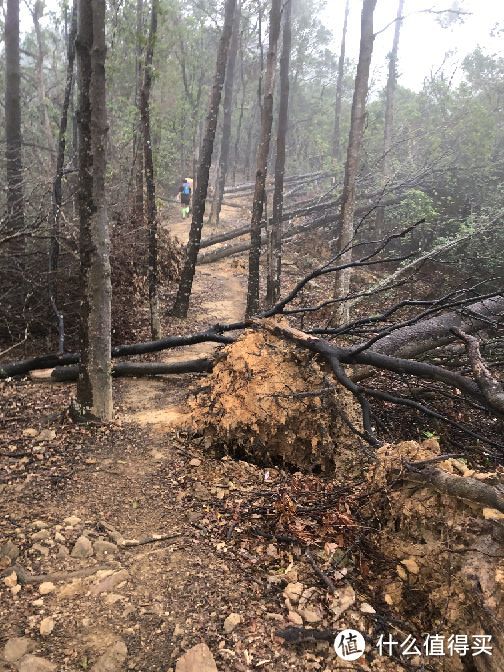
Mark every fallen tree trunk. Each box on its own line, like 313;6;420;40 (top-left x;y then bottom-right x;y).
223;170;331;195
0;331;231;378
198;197;402;265
49;358;213;381
373;295;504;359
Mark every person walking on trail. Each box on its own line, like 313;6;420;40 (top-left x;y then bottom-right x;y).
178;177;192;219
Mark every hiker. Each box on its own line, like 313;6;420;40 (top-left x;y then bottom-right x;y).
178;177;192;219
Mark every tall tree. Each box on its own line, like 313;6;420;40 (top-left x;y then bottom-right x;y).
75;0;112;420
245;0;282;317
375;0;405;234
209;1;242;227
49;0;78;354
333;0;377;325
141;0;161;339
266;0;292;306
133;0;145;226
172;0;237;318
5;0;25;232
332;0;350;164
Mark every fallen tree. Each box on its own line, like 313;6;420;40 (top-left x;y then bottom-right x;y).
198;196;403;265
48;358;212;381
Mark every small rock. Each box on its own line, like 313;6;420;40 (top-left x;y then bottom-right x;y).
90;569;129;595
32;520;49;530
360;602;376;614
93;540;118;560
3;637;36;663
3;571;17;587
396;564;408;581
39;582;56;595
401;557;420;574
37;429;56;442
54;532;65;543
11;583;21;595
32;598;44;607
298;607;323;624
64;515;81;526
175;643;217;672
151;449;164;460
32;529;50;541
0;540;19;561
17;655;56;672
223;612;241;634
287;610;303;625
39;617;55;636
173;624;184;637
91;639;127;671
22;428;39;437
71;535;94;559
189;458;202;467
283;582;304;605
32;544;50;558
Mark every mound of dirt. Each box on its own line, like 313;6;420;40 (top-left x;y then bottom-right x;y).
189;323;363;473
370;439;504;671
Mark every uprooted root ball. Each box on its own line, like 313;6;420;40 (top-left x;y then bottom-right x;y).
189;325;363;473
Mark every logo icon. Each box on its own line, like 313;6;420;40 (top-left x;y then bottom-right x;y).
334;628;366;661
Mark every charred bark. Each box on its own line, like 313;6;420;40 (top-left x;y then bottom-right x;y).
332;0;349;163
172;0;237;318
333;0;376;324
75;0;112;420
141;0;161;339
209;1;241;227
49;0;77;354
245;0;282;317
266;0;292;306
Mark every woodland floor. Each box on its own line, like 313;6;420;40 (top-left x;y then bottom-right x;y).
1;204;500;672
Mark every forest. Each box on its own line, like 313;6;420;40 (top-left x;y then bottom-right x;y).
0;0;503;670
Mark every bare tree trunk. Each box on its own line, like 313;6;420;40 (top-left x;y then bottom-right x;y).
266;0;292;307
5;0;25;233
140;0;161;339
375;0;404;235
172;0;237;318
245;0;282;317
231;32;246;186
133;0;145;225
75;0;112;421
332;0;376;325
332;0;349;163
209;1;241;227
49;0;77;354
33;0;55;167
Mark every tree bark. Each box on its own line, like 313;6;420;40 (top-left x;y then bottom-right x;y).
172;0;237;318
76;0;112;421
33;0;55;165
231;32;247;187
133;0;145;225
209;1;241;227
5;0;25;233
245;0;282;317
333;0;376;325
141;0;161;339
49;0;77;355
375;0;404;235
332;0;349;163
266;0;292;306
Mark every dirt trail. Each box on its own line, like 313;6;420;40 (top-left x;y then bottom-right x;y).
120;205;247;428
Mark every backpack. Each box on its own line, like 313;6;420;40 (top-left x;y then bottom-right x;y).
182;183;191;195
